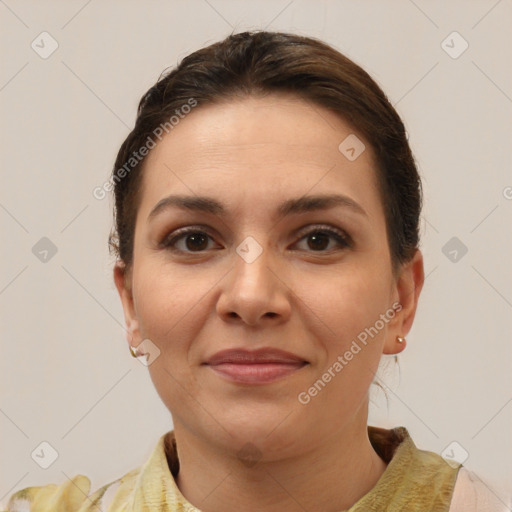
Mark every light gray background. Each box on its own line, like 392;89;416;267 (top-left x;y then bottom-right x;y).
1;0;511;506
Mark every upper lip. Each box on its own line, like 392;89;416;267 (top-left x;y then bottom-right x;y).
204;348;308;365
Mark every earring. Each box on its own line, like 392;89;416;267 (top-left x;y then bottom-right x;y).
396;336;405;344
129;344;142;358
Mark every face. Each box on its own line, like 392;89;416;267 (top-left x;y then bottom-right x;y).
114;93;423;460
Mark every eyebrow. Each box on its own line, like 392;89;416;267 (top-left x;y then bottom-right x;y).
147;193;368;222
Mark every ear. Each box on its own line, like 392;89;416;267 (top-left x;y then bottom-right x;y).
383;249;424;355
113;261;141;348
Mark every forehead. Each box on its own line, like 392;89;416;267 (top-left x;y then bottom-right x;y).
145;94;365;166
137;94;384;223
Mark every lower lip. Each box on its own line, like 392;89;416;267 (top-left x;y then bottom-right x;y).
206;362;307;384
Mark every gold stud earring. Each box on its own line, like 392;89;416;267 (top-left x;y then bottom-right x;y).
396;336;405;344
129;344;142;358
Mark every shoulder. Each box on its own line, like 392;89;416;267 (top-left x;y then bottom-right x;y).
2;467;141;512
2;431;174;512
449;467;512;512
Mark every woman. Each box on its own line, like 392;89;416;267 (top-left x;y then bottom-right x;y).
4;30;509;512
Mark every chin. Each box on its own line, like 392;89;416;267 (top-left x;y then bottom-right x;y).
209;406;305;450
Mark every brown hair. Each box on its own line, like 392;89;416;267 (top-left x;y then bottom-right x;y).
109;30;422;277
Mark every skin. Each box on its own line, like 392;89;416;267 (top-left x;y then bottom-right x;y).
114;93;424;512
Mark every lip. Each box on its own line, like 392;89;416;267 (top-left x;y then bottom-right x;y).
203;348;309;385
204;347;307;365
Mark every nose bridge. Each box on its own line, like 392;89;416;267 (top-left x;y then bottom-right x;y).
232;234;275;298
217;233;290;324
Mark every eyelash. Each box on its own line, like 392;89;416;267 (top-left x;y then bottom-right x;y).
160;224;352;254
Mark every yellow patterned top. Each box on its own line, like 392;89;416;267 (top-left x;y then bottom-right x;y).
3;426;462;511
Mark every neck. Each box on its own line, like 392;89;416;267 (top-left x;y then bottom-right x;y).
171;418;387;512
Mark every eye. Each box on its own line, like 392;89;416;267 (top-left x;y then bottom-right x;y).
292;225;351;252
160;227;218;253
160;224;351;255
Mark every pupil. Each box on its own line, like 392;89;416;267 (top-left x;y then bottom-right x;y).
183;232;331;252
186;233;208;251
309;232;328;250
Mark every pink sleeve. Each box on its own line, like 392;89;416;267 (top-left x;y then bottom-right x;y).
449;467;512;512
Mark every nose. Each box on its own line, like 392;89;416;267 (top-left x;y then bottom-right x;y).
216;241;291;327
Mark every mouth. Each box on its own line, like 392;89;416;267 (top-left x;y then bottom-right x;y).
203;347;309;385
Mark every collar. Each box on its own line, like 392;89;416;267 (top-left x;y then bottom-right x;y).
117;425;461;511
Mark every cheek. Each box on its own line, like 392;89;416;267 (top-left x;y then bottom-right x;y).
132;262;209;414
132;261;204;349
304;266;391;345
298;272;389;411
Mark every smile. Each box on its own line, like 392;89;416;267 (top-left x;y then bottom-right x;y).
206;361;308;385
